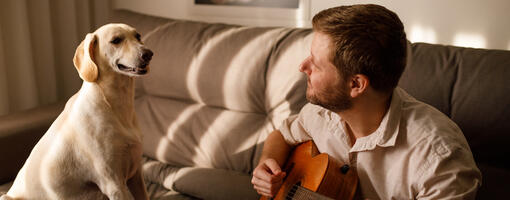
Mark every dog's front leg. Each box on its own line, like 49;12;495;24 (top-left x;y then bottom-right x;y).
127;167;149;200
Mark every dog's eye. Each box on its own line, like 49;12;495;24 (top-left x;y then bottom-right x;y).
110;37;123;44
135;33;141;41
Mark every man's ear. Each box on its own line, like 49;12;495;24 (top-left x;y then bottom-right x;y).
73;33;98;82
349;74;369;98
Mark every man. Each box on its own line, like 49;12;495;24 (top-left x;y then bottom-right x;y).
251;4;481;199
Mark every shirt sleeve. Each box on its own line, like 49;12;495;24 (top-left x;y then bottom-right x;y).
279;103;313;146
415;139;482;200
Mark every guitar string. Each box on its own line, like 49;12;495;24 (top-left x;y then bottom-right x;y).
286;184;334;200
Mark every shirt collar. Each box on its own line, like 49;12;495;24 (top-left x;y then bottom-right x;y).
349;87;403;153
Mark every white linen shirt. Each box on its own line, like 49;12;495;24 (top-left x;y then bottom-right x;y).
279;87;482;200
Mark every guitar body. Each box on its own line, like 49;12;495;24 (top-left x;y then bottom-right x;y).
260;141;358;200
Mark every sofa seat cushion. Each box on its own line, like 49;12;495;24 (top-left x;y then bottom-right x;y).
142;156;259;200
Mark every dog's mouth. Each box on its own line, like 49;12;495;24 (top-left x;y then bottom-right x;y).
117;63;149;75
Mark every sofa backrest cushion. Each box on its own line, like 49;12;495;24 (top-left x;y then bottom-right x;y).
111;10;310;173
113;9;510;173
400;43;510;168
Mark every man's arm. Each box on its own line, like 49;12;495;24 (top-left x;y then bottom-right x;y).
258;130;292;167
251;130;292;198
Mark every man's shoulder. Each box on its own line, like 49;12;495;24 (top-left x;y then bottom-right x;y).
297;103;327;119
395;92;474;176
396;89;460;134
395;89;469;151
301;102;323;113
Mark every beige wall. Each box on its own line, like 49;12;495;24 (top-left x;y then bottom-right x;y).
113;0;510;51
312;0;510;51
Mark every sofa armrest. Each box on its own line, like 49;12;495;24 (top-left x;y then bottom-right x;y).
0;101;65;184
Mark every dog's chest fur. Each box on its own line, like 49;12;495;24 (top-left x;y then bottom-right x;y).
70;82;143;165
46;83;142;198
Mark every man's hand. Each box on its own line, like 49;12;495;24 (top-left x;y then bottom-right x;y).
251;158;287;198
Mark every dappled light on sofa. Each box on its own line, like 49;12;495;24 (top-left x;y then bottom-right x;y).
220;29;287;111
134;20;310;180
156;104;204;161
185;28;240;104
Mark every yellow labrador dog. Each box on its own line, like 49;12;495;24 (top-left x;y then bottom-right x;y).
1;23;152;200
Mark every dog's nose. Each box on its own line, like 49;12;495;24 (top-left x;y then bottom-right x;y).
142;49;153;62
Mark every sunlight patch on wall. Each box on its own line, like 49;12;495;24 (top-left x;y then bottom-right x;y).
453;33;486;49
408;25;437;44
294;0;310;28
507;41;510;50
295;13;306;28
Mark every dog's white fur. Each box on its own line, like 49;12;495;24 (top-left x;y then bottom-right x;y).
1;23;152;200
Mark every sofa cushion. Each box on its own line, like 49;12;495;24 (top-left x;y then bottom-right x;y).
140;19;306;113
264;29;311;128
400;43;457;116
135;95;275;172
400;43;510;169
142;157;258;200
109;9;170;37
119;10;311;198
133;11;310;172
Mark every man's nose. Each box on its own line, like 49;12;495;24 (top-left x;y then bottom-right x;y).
299;57;311;75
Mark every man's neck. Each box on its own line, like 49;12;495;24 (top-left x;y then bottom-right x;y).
338;92;392;145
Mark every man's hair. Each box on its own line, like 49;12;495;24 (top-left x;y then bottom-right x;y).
312;4;407;94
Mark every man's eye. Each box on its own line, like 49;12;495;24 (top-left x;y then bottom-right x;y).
135;33;141;41
110;37;123;44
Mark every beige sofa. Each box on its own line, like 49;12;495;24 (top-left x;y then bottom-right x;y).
122;9;311;200
1;9;509;200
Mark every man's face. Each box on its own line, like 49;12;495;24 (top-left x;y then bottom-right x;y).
299;32;352;112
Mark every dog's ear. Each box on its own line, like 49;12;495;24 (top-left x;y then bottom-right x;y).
73;33;98;82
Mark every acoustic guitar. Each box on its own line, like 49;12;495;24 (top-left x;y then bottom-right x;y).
260;141;358;200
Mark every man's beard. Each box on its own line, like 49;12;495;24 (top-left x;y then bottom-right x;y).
306;80;352;112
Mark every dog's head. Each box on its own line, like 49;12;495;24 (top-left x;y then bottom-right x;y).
73;23;153;82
